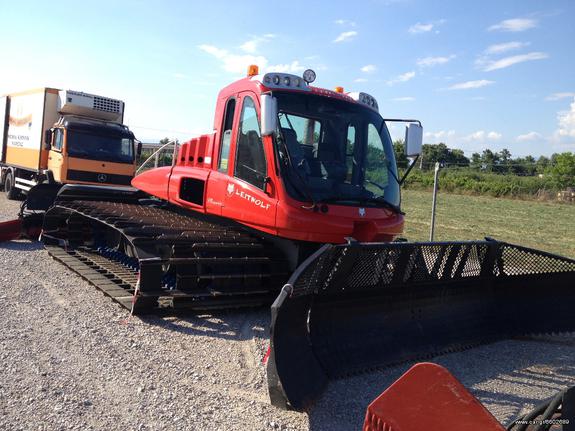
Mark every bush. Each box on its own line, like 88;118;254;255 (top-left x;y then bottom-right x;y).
402;168;558;199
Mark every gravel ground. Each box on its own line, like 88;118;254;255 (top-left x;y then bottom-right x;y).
1;193;574;430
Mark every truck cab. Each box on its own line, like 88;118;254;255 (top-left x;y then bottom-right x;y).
45;115;136;186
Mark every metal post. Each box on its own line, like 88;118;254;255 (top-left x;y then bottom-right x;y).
430;162;442;241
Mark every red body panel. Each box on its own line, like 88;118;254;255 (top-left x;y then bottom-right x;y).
363;363;504;431
131;166;171;201
132;76;405;244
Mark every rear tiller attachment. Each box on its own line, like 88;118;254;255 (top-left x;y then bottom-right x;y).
267;239;575;410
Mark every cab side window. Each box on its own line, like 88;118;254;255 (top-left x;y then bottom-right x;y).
234;96;267;189
53;129;63;151
218;98;235;173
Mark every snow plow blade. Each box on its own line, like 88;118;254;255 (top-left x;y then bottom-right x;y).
267;239;575;410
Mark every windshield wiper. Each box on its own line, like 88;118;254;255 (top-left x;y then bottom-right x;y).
318;195;403;214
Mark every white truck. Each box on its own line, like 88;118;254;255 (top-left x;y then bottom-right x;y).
0;88;140;201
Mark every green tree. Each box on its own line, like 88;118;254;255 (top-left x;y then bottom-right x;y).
481;149;499;171
536;156;550;174
470;153;482;169
497;148;512;173
393;139;408;169
547;152;575;188
420;143;469;169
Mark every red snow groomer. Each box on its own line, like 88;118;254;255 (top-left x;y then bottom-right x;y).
6;66;575;410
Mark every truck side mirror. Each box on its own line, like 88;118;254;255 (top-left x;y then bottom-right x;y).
260;94;278;136
136;141;142;158
405;123;423;157
44;129;52;150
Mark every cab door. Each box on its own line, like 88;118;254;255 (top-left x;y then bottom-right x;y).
221;92;277;234
47;128;65;182
205;96;238;216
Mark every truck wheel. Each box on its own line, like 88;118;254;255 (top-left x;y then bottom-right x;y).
4;173;20;200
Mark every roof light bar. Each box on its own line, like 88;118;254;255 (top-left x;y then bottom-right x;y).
259;73;311;91
348;91;379;112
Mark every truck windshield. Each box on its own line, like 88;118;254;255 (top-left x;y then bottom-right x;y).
274;92;400;208
67;131;134;164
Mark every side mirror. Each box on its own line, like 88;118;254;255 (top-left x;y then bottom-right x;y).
136;141;142;158
44;129;52;150
260;94;278;136
405;123;423;157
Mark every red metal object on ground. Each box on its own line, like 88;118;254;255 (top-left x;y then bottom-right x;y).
0;219;22;242
363;363;505;431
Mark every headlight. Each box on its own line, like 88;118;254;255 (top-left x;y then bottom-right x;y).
303;69;316;84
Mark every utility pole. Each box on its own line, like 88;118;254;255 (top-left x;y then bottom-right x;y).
429;161;443;241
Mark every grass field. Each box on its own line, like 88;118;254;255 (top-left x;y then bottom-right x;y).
401;189;575;258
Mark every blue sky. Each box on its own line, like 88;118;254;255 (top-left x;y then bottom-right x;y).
1;0;574;157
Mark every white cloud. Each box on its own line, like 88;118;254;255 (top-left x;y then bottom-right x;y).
360;64;377;73
333;31;357;43
463;130;502;142
417;55;455;67
516;131;543;142
488;18;538;32
198;44;268;74
173;73;186;79
240;40;258;54
354;78;368;83
557;97;575;138
480;52;548;72
408;19;445;34
387;71;415;85
447;80;494;90
424;130;456;142
408;22;433;34
199;44;227;59
484;41;529;55
392;96;415;102
335;19;356;27
267;61;305;73
239;34;275;54
546;92;575;101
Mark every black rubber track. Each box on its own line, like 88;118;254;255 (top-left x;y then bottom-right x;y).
41;200;290;314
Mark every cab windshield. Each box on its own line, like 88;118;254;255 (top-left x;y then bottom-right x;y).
67;130;134;164
274;92;400;208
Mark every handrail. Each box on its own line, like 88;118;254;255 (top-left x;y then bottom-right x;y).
136;140;179;174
